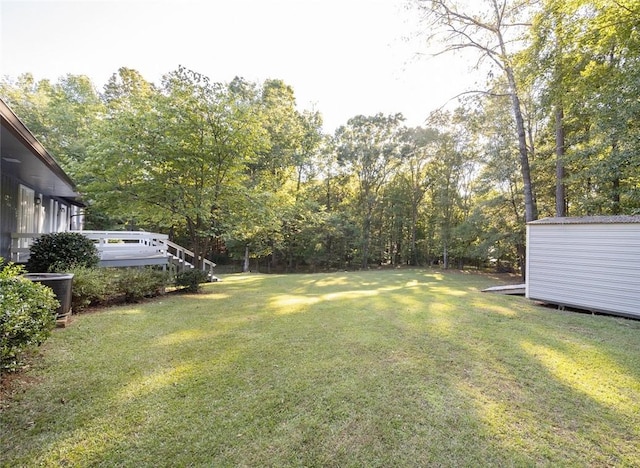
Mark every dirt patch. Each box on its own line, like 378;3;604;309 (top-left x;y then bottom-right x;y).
0;354;43;410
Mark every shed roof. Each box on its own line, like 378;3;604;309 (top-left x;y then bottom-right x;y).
529;215;640;225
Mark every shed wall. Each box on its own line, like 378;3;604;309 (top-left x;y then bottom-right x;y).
526;223;640;318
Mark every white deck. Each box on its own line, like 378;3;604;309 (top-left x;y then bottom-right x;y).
10;230;216;276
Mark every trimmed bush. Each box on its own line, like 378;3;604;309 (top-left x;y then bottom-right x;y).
113;268;168;303
66;267;169;311
27;232;99;273
175;269;210;293
68;267;115;312
0;259;58;373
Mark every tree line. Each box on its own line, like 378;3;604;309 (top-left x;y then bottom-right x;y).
1;0;638;274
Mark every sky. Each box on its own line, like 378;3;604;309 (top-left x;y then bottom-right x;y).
1;0;481;133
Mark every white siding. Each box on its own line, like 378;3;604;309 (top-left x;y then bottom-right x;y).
526;222;640;318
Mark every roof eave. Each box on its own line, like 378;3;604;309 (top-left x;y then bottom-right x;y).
0;98;80;196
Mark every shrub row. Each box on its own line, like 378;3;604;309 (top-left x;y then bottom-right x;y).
69;267;211;311
26;232;211;312
69;267;169;312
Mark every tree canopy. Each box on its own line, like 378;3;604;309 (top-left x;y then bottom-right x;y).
2;1;638;273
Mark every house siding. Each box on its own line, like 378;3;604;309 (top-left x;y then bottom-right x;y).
526;219;640;318
0;173;18;260
0;171;76;261
2;98;83;262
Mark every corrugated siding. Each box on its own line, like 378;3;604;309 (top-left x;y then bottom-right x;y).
526;223;640;317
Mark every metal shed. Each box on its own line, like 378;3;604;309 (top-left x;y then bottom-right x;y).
526;216;640;319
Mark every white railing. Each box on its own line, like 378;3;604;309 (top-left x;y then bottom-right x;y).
9;233;39;263
10;231;216;277
162;237;217;278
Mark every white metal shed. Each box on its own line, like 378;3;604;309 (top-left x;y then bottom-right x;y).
526;215;640;319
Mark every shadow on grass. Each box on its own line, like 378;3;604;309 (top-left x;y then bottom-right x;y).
2;269;639;466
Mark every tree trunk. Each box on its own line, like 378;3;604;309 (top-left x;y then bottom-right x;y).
270;241;278;270
612;176;621;215
505;65;537;223
443;243;448;270
555;106;566;217
361;212;372;269
296;165;303;197
493;6;538;223
326;175;331;211
243;245;250;272
410;202;419;266
611;141;621;215
517;242;526;281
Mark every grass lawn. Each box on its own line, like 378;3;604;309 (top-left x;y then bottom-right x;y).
2;269;640;466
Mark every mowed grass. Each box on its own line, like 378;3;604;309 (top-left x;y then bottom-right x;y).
2;269;640;466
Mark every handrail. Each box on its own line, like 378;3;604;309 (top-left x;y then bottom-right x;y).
79;230;169;239
74;230;169;244
163;238;217;275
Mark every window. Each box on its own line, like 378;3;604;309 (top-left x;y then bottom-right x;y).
17;185;35;234
16;185;35;261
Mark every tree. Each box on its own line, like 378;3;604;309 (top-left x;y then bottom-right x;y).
567;0;640;215
251;79;305;189
526;0;640;216
472;92;528;272
525;0;586;217
294;110;324;195
84;67;266;266
420;110;475;269
335;114;405;268
306;136;362;269
398;127;438;265
0;73;102;174
222;189;282;273
416;0;539;222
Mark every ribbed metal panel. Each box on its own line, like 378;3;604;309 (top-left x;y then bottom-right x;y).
526;221;640;318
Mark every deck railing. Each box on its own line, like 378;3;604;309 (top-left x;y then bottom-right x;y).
10;231;216;277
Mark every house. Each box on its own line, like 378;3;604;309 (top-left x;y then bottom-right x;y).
526;216;640;319
1;98;216;277
1;98;84;262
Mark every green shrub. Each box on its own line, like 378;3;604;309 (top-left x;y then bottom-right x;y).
113;268;168;303
27;232;99;273
65;267;169;311
0;259;58;373
68;267;116;312
0;258;26;279
175;269;210;293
